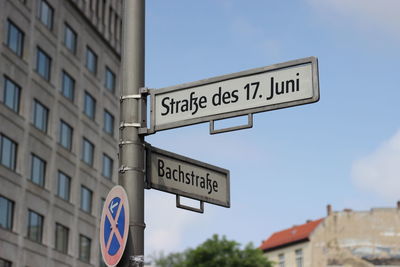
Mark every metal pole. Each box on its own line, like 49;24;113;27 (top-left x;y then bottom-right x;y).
119;0;145;266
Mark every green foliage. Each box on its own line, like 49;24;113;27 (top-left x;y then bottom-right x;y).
152;234;272;267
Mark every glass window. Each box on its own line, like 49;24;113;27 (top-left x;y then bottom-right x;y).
57;171;71;201
0;258;12;267
86;46;97;74
80;186;92;213
0;134;17;171
102;153;113;180
61;71;75;101
36;47;52;81
82;138;94;166
100;198;105;216
3;77;21;113
103;110;114;136
27;210;43;243
0;196;14;230
295;249;303;267
37;0;54;30
59;120;73;150
33;100;49;132
79;234;91;262
83;92;96;120
30;154;46;187
105;67;116;93
64;24;77;54
55;223;69;254
6;19;24;57
278;254;285;267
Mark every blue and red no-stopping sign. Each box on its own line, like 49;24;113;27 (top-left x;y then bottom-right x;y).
100;185;130;267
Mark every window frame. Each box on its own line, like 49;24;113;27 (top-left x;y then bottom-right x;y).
61;70;75;101
80;185;92;214
27;210;44;243
33;99;49;133
59;120;73;151
36;47;52;81
102;153;113;180
83;91;96;120
295;249;303;267
105;67;116;93
3;76;21;113
86;46;97;75
0;196;14;231
79;234;91;263
64;23;77;54
55;223;69;254
30;153;46;187
0;134;17;171
82;138;94;167
37;0;54;30
57;171;71;201
6;19;24;57
103;110;114;136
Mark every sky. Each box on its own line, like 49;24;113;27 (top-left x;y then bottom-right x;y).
142;0;400;258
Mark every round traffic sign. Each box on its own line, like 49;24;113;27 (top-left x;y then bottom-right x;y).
100;185;130;267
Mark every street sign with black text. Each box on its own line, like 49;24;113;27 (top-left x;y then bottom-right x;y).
149;57;319;133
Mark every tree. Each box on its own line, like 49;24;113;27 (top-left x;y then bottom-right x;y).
152;234;273;267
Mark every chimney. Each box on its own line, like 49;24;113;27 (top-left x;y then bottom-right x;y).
327;204;332;216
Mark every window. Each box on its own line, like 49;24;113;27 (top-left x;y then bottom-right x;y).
103;110;114;136
79;234;91;262
36;47;51;81
80;186;92;213
27;210;43;243
105;67;116;93
0;258;12;267
0;134;17;171
64;24;77;54
55;223;69;253
59;120;73;150
100;198;105;216
3;77;21;113
33;100;49;132
30;154;46;187
83;92;96;120
0;196;14;230
102;153;113;180
61;71;75;101
82;138;94;166
86;47;97;74
6;19;24;57
57;171;71;201
37;0;54;30
278;254;285;267
295;249;303;267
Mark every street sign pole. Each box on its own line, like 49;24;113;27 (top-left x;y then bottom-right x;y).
119;0;145;266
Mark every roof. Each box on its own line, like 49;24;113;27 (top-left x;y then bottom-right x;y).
260;218;324;252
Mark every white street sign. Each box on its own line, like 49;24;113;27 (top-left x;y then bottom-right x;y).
146;144;230;208
149;57;319;133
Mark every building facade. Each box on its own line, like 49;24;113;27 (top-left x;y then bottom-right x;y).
260;204;400;267
0;0;123;266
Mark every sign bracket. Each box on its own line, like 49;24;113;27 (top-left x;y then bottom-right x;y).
210;113;253;135
120;87;151;135
176;195;204;214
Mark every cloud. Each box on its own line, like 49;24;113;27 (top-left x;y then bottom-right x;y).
352;130;400;201
308;0;400;37
145;191;203;255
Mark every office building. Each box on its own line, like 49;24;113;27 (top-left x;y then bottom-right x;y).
0;0;122;266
